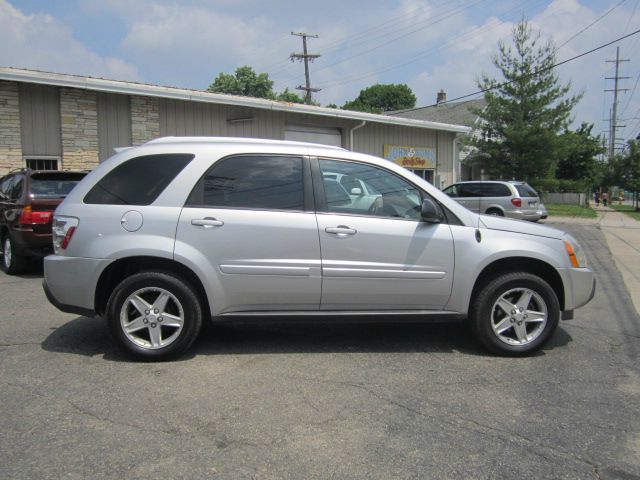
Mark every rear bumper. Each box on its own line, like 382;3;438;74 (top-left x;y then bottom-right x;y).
10;228;53;258
43;255;112;315
558;267;596;311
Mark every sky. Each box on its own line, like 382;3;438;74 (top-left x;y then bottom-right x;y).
1;0;640;146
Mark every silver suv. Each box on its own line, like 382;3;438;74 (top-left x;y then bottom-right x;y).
442;180;541;221
43;138;595;360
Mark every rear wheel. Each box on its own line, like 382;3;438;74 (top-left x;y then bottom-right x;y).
107;271;203;361
486;208;504;216
1;235;26;275
471;272;559;356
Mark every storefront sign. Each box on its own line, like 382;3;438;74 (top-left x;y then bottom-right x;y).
383;145;436;169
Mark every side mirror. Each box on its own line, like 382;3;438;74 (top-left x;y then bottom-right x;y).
421;198;443;223
350;187;363;196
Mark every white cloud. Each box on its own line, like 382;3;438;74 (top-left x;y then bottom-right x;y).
0;0;140;80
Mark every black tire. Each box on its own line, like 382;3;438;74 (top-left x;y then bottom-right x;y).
1;234;27;275
470;272;560;356
486;208;504;216
107;271;203;361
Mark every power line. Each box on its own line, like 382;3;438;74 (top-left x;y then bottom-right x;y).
556;0;627;50
314;0;547;90
278;0;491;85
392;28;640;113
266;0;472;78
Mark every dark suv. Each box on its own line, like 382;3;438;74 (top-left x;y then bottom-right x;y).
0;169;86;274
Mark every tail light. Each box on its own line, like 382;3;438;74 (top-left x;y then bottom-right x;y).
511;198;522;208
52;216;79;254
19;205;52;225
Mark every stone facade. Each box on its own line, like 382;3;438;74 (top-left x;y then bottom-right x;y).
60;88;99;170
131;95;160;145
0;81;22;174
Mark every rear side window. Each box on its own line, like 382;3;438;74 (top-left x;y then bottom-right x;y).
515;184;538;197
186;155;304;211
84;154;194;205
30;172;86;198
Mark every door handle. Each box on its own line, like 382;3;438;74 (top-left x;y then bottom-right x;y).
191;217;224;228
325;225;357;237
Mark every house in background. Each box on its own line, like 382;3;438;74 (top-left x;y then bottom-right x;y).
0;68;469;189
388;90;486;181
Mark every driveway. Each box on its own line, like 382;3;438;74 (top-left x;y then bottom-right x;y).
0;223;639;480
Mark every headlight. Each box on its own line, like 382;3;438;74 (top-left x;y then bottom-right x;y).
563;236;587;268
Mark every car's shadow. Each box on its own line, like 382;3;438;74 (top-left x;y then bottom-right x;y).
41;315;573;362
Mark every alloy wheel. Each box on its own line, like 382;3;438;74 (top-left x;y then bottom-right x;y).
490;287;548;346
120;287;185;350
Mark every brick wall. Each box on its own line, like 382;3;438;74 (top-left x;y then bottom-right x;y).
60;88;99;170
131;95;160;145
0;81;22;174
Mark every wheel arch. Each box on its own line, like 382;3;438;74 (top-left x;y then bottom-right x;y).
470;257;565;311
94;256;210;319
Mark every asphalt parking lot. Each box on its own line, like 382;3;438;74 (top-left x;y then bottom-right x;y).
1;223;639;480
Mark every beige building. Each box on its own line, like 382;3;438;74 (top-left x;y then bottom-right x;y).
0;67;469;187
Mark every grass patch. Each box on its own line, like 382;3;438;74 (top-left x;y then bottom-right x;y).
545;203;597;218
610;204;640;221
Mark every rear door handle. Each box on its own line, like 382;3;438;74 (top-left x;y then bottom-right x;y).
191;217;224;228
325;225;357;237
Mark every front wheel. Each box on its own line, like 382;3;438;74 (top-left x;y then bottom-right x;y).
470;272;559;356
107;271;203;361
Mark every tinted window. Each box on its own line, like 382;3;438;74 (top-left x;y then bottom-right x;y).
30;172;86;198
84;154;194;205
319;159;423;220
476;183;511;197
515;184;538;197
443;185;459;197
0;176;13;199
9;175;24;201
186;155;304;211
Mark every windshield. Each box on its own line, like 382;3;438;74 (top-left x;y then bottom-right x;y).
30;173;86;198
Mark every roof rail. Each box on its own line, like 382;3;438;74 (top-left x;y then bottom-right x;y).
144;136;346;151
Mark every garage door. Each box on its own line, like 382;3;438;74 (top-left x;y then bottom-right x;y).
284;125;343;147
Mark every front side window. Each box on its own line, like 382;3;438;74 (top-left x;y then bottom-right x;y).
186;155;304;211
319;159;423;220
84;153;194;205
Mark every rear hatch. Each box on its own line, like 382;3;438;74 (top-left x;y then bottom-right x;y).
28;172;86;234
514;183;539;213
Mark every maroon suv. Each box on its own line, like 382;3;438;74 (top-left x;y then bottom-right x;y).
0;169;86;274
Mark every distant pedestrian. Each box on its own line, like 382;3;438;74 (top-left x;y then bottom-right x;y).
619;190;625;204
594;191;600;207
602;192;608;207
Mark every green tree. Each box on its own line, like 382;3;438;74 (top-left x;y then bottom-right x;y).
613;140;640;210
342;84;416;113
471;21;581;181
276;88;304;103
556;123;605;186
208;66;275;99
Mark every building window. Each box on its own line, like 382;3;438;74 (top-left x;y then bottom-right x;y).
25;158;59;171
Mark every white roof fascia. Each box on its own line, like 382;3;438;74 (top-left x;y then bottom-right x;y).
0;67;470;134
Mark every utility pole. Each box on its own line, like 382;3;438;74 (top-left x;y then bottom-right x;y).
605;47;629;160
290;32;321;104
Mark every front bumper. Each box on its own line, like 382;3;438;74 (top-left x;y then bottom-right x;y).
558;267;596;311
43;255;112;316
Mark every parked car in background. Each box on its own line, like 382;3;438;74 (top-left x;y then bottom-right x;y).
0;169;87;274
43;138;594;360
442;180;542;221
